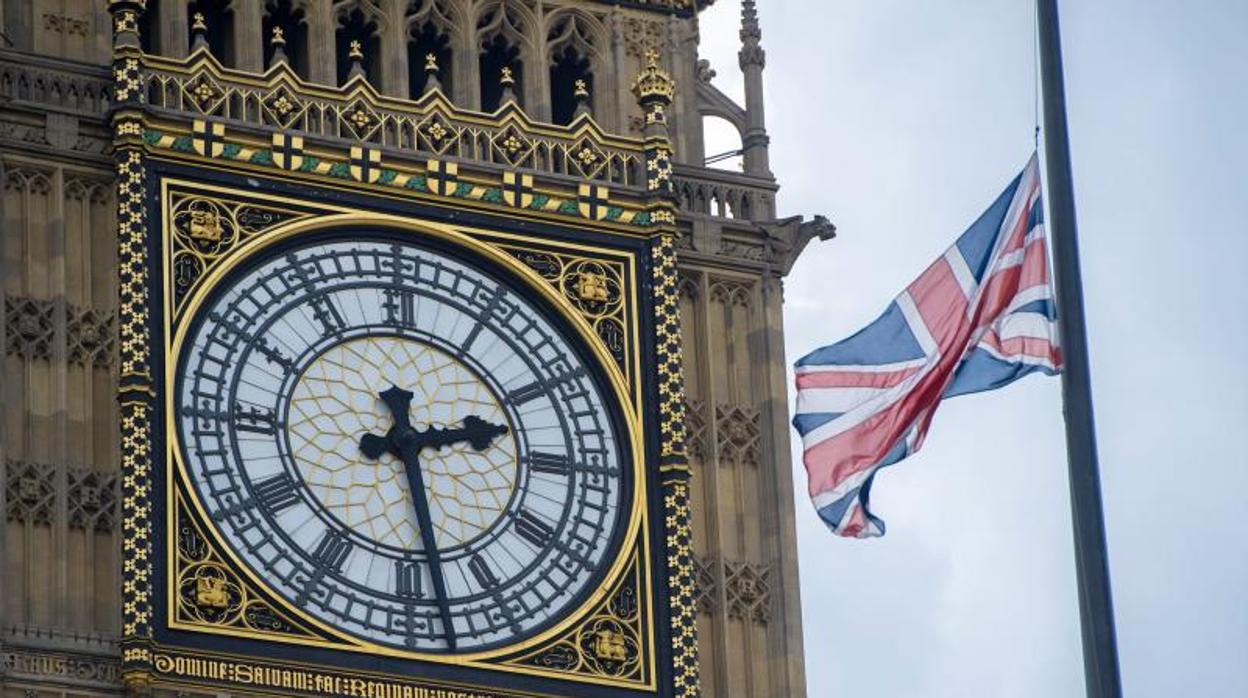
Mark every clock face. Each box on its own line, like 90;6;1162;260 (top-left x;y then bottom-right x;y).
172;233;629;653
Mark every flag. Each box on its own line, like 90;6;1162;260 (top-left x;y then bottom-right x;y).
792;154;1061;538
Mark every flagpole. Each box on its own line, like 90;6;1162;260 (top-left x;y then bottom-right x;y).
1035;2;1123;697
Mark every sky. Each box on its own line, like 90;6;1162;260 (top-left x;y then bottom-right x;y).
697;1;1247;696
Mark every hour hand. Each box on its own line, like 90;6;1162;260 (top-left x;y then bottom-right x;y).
359;432;390;460
377;385;414;430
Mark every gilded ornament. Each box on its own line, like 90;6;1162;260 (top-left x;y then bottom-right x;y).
592;629;628;661
576;272;612;303
188;209;223;242
195;576;229;609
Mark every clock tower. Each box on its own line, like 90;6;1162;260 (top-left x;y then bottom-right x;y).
0;1;829;696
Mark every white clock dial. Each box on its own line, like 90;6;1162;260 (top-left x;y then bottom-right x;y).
174;235;628;652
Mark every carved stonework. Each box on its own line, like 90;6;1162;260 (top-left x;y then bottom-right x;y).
715;404;760;468
67;306;117;368
724;560;771;625
693;555;717;616
623;16;665;59
0;55;111;115
4;296;56;361
677;271;699;300
2;295;117;367
685;398;707;461
1;647;122;688
68;466;120;533
5;459;56;525
708;278;754;309
43;13;92;37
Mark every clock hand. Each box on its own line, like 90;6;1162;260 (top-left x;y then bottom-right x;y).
359;385;509;651
360;386;414;459
393;436;458;651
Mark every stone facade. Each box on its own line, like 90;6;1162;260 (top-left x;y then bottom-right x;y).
0;1;830;695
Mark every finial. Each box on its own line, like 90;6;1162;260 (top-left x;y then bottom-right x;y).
346;39;366;82
191;12;209;52
499;65;517;105
573;78;592;118
269;26;288;67
738;0;765;69
422;52;442;94
631;49;675;103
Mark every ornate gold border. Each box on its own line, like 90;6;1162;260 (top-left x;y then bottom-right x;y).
160;188;655;689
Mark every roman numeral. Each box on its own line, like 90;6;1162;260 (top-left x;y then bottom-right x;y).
526;451;570;475
468;554;501;591
506;368;587;406
284;254;346;337
395;560;424;598
208;311;294;372
308;293;346;337
506;380;547;406
252;473;300;513
514;510;555;549
234;403;278;436
311;531;352;574
383;288;416;327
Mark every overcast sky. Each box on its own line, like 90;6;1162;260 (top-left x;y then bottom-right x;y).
697;2;1247;696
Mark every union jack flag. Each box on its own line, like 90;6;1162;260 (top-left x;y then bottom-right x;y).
793;154;1061;538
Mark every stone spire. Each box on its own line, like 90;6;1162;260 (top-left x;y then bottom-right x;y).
268;26;288;69
738;0;771;177
423;52;442;94
499;65;518;105
573;79;592;119
346;40;367;82
191;12;209;53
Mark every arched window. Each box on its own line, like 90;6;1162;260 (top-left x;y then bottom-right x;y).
188;0;236;66
479;35;522;111
408;21;452;97
140;0;161;55
264;0;309;77
335;8;381;85
545;13;602;125
549;46;591;125
476;2;533;111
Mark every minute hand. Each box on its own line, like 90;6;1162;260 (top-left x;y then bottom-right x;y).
392;436;458;651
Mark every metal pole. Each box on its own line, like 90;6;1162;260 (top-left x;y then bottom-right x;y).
1035;2;1123;697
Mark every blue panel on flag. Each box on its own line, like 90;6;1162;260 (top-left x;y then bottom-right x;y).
1014;299;1057;319
944;348;1058;398
794;302;925;367
792;412;842;436
955;172;1022;283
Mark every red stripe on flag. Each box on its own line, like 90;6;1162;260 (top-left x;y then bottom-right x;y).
1018;238;1049;289
978;330;1060;363
795;366;921;389
908;258;970;346
804;346;963;497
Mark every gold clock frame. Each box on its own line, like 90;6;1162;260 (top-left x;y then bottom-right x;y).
158;179;657;690
111;10;699;692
